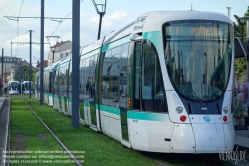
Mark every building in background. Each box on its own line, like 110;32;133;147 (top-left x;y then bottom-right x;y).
9;60;38;82
0;56;22;85
48;41;72;66
0;56;21;76
36;60;48;70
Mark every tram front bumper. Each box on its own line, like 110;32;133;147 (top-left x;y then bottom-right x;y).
170;123;234;153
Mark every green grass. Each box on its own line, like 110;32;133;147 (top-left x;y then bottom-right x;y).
10;98;74;166
15;98;157;166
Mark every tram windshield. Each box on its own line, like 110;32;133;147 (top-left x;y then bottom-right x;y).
9;82;19;90
163;20;232;102
23;82;33;90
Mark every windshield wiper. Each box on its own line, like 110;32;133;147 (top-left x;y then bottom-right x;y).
183;82;203;105
175;50;203;105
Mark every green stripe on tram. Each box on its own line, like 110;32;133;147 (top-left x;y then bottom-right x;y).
100;105;120;115
81;49;100;59
84;101;90;107
102;36;130;52
127;111;168;121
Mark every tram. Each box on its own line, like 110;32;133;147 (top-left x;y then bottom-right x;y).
36;11;236;153
8;81;20;95
22;81;34;95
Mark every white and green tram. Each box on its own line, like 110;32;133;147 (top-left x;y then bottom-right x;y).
37;11;236;153
8;81;20;95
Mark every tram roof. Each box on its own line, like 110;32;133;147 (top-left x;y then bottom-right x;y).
58;54;72;67
141;11;233;32
80;10;232;56
22;81;33;84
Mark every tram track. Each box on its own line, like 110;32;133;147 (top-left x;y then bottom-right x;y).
140;152;168;166
20;97;83;166
19;96;168;166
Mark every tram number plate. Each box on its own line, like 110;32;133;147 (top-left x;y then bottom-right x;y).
133;120;138;123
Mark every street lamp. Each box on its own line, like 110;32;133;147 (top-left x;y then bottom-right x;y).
226;7;231;18
91;0;107;40
51;48;55;63
239;16;249;42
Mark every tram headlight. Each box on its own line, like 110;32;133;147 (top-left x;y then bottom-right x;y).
223;107;228;114
175;106;183;114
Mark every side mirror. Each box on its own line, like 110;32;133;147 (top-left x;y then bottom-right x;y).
130;33;142;41
234;37;249;59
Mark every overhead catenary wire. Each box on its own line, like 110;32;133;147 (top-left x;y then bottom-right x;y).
4;0;38;17
49;0;84;37
15;0;24;57
28;3;42;30
47;0;70;12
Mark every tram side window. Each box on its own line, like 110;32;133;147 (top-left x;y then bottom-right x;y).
65;67;69;97
79;59;84;100
44;72;47;93
93;55;98;99
82;58;87;100
120;43;129;109
102;47;122;107
68;63;72;98
54;70;59;95
109;47;121;107
46;72;49;92
59;66;65;96
45;73;47;92
102;50;112;106
141;42;167;112
88;55;96;101
85;57;91;100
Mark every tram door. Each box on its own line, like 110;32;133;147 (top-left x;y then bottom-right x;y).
133;41;167;112
119;43;130;142
84;55;97;128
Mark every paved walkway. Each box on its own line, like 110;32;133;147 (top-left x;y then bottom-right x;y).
235;129;249;148
233;128;249;166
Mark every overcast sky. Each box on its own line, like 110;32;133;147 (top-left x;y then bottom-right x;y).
0;0;248;67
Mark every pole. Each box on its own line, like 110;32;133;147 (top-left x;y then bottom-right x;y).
4;59;6;86
52;51;55;63
40;0;44;104
11;42;12;57
18;62;21;86
97;14;103;40
72;0;80;128
29;30;32;98
1;49;3;87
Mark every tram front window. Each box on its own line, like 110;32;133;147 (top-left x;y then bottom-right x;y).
163;20;232;102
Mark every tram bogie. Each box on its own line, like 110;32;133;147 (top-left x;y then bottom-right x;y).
35;10;239;153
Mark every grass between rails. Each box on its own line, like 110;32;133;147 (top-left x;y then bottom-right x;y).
10;98;74;166
17;97;157;166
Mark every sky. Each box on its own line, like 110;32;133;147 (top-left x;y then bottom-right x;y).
0;0;249;67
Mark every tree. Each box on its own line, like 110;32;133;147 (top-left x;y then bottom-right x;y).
14;66;34;81
234;6;249;78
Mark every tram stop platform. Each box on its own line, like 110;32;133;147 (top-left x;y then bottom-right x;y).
0;97;10;166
